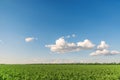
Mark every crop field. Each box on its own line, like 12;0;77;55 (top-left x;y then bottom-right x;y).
0;64;120;80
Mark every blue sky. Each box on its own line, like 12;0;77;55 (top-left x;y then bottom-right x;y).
0;0;120;63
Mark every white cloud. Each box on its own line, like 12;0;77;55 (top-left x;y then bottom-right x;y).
97;41;109;50
46;37;95;53
25;37;35;42
90;49;109;56
90;49;120;56
31;58;77;64
77;39;95;49
90;41;120;56
111;50;120;54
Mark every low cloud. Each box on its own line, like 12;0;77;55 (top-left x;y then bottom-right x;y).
25;37;36;42
46;37;95;53
46;36;120;56
31;58;78;64
90;41;120;56
90;49;120;56
97;41;109;50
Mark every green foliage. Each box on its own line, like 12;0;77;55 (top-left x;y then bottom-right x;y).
0;64;120;80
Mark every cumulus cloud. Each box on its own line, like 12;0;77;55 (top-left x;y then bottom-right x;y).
77;39;95;49
111;50;120;54
90;49;120;56
25;37;36;42
97;41;109;50
90;41;120;56
46;37;95;53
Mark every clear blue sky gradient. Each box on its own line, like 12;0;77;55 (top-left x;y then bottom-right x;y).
0;0;120;63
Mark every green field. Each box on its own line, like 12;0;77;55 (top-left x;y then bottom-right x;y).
0;64;120;80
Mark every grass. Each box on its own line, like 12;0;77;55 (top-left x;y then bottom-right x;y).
0;64;120;80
